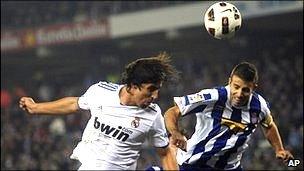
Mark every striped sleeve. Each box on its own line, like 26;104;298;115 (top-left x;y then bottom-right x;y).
173;88;219;116
258;94;273;128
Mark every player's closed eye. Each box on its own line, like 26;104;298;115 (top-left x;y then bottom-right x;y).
241;88;250;93
233;85;240;89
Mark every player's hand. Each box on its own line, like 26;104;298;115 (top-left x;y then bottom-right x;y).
19;97;37;114
275;149;294;163
170;130;187;152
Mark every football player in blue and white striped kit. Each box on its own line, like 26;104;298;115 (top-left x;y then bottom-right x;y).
164;62;294;170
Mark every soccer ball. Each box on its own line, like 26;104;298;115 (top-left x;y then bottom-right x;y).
204;2;242;39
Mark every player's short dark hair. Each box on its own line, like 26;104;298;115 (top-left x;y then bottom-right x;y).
230;62;258;84
120;52;179;87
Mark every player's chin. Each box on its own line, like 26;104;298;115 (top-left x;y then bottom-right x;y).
140;102;151;108
139;104;148;108
231;102;243;108
231;99;244;107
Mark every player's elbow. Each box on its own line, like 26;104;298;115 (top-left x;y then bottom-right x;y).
60;97;80;114
157;146;179;170
69;97;81;112
157;147;168;157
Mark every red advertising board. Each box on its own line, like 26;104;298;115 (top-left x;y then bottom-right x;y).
1;19;110;52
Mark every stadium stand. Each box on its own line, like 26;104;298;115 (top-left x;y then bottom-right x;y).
1;1;303;170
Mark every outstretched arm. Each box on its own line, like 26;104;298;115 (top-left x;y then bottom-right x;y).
156;145;179;170
19;97;80;115
164;105;187;151
262;121;294;163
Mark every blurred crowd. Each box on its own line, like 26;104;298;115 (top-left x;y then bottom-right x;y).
2;1;298;30
1;1;192;29
1;31;303;170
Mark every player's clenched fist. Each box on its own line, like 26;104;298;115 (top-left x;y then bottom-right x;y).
170;130;187;152
276;149;294;163
19;97;37;114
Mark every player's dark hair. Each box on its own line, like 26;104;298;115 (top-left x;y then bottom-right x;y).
230;62;258;84
120;52;179;87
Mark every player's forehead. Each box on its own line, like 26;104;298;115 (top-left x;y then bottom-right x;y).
140;82;162;90
231;75;254;87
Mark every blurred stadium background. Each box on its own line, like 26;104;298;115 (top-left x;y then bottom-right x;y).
1;1;303;170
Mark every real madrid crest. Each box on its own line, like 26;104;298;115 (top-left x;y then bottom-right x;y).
131;117;140;128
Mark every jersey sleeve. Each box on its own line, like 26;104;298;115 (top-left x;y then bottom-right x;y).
149;108;169;148
78;83;101;110
258;95;273;128
173;88;218;116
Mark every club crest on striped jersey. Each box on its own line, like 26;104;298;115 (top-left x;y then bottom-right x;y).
250;112;258;124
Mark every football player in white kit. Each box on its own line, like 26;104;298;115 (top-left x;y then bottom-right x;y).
164;62;294;170
19;53;179;170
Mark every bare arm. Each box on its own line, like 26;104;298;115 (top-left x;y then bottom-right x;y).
156;145;178;170
262;121;294;163
164;105;187;151
19;97;80;115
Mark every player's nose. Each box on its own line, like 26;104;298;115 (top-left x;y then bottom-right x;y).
151;90;159;101
235;90;243;98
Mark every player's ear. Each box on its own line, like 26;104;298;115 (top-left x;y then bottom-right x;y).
126;85;132;93
228;77;232;85
130;83;141;91
254;83;258;89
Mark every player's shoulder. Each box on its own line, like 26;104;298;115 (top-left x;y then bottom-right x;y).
200;86;222;94
196;86;223;101
216;85;229;96
96;81;120;91
147;103;161;114
89;81;120;92
252;91;270;109
174;87;220;105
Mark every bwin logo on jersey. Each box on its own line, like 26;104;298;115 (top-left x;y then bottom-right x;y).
94;117;130;141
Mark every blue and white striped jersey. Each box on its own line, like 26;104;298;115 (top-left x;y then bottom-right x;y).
174;85;273;170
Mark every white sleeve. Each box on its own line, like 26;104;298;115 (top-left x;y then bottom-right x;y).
78;83;100;110
174;88;218;116
149;112;169;148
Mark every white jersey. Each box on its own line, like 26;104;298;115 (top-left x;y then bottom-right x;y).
174;86;273;170
70;81;169;170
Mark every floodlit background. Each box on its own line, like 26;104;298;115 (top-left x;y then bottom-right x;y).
1;1;303;170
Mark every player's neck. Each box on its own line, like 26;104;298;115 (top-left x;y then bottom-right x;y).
119;86;136;106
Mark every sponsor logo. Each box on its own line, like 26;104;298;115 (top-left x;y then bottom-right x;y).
94;117;132;141
221;117;247;134
188;93;203;103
